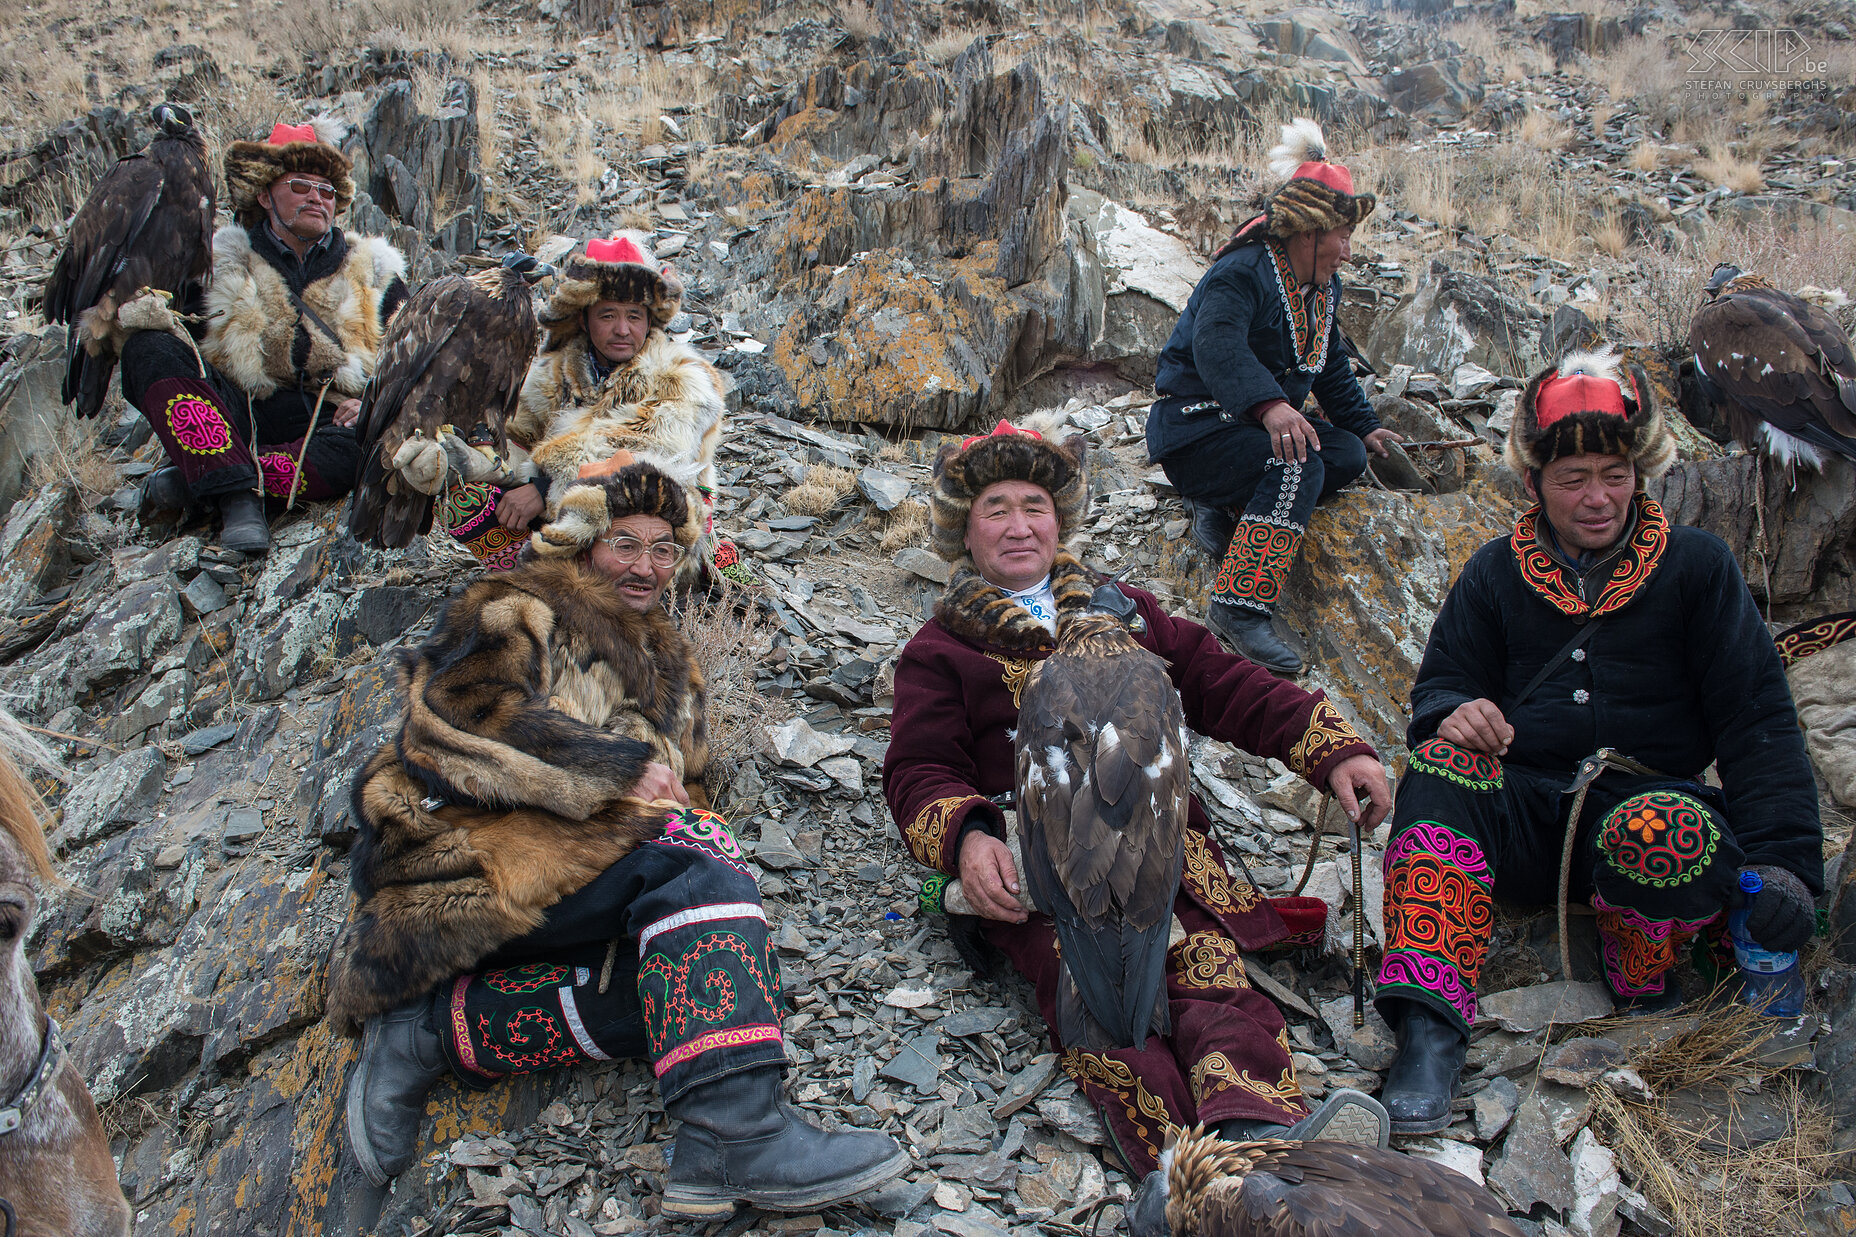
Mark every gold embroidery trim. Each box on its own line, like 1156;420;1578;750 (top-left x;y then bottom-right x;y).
1169;931;1251;991
906;795;974;869
1182;830;1262;914
1286;698;1363;778
1061;1049;1174;1161
1189;1050;1303;1111
983;652;1036;708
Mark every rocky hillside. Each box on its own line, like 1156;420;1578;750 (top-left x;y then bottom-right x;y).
1;0;1854;1234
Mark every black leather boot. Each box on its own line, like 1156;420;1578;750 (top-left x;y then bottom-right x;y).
1380;1002;1468;1134
1205;602;1303;674
137;466;191;525
345;998;449;1186
1127;1169;1170;1237
217;490;271;555
1184;498;1238;560
662;1066;909;1218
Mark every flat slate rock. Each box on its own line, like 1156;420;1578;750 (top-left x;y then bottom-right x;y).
1478;981;1613;1033
880;1031;944;1094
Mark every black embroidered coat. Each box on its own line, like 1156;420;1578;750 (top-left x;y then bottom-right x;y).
1409;494;1823;890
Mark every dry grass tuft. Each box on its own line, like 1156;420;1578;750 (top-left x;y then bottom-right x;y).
874;499;929;553
1629;142;1663;173
28;423;119;499
784;465;857;516
1695;149;1765;194
671;592;790;790
1520;106;1573;152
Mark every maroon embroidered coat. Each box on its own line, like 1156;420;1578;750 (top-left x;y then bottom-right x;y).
881;552;1378;1174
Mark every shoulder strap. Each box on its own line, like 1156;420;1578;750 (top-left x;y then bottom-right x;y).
1511;618;1605;711
285;285;348;352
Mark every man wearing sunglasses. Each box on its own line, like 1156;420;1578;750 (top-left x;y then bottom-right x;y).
118;120;409;554
331;462;908;1214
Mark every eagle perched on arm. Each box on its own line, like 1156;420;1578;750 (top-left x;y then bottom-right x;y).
347;253;549;549
1689;263;1856;470
1015;579;1188;1051
42;102;215;419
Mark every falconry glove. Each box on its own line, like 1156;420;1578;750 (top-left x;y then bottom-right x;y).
1739;864;1815;952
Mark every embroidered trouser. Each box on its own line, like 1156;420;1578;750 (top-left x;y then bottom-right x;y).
435;808;786;1103
119;329;361;503
1157;412;1367;615
1374;741;1746;1037
986;892;1305;1176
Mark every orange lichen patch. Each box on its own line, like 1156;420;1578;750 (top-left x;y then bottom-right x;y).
429;1079;533;1146
762;188;863;282
769;105;842;156
282;1024;361;1229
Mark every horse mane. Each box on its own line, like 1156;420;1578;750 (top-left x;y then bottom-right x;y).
0;709;57;883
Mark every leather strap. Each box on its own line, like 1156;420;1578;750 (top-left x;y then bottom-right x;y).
1511;618;1604;711
285;285;348;354
0;1015;62;1137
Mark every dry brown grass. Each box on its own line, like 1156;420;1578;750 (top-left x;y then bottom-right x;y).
874;499;929;553
27;422;119;500
784;465;857;516
1629;142;1663;173
1361;138;1588;257
1520;106;1573;152
670;591;790;792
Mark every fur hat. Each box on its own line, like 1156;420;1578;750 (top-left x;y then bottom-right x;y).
539;233;683;350
224;120;354;227
1505;347;1675;479
929;413;1089;562
532;461;705;559
1218;119;1376;254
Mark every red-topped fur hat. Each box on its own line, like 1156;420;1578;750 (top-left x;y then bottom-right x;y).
1217;119;1377;254
539;231;683;349
929;412;1089;562
1506;347;1674;480
224;119;355;227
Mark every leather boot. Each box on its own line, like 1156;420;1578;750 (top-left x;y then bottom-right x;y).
1126;1169;1169;1237
662;1066;909;1218
1184;498;1237;560
217;490;271;555
1205;602;1302;674
137;466;191;525
345;999;449;1186
1380;1003;1467;1134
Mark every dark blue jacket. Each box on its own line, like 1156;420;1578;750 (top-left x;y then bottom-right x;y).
1147;242;1378;461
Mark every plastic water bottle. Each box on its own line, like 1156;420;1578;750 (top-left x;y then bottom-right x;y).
1727;869;1805;1017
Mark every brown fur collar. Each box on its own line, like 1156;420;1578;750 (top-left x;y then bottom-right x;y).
933;551;1097;655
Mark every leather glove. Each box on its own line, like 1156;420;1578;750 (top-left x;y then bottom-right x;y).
390;432;448;495
1738;864;1815;952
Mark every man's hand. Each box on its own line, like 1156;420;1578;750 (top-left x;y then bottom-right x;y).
1362;427;1405;458
1739;865;1815;952
497;483;546;530
633;761;690;807
333;397;363;428
1437;699;1513;755
1327;753;1393;832
958;831;1028;923
1257;400;1321;462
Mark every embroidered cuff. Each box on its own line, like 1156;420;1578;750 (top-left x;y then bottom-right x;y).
903;794;990;873
1285;697;1372;784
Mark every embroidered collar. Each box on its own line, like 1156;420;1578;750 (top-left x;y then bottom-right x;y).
934;551;1097;655
1264;238;1336;375
1511;493;1669;618
0;1014;63;1137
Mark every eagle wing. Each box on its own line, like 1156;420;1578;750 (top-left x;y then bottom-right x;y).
43;123;215;418
1016;637;1187;1050
1690;290;1856;461
348;270;540;549
1198;1144;1526;1237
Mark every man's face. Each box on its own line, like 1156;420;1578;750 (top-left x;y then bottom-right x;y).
589;513;677;611
965;480;1059;592
587;301;651;365
258;174;336;240
1527;453;1637;554
1311;224;1354;284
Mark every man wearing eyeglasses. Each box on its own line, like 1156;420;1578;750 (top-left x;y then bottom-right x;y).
118;120;409;554
330;460;908;1214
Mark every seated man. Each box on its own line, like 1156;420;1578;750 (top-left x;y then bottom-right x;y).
329;463;906;1215
882;416;1396;1184
1145;119;1399;674
127;121;408;555
436;233;742;585
1375;351;1823;1133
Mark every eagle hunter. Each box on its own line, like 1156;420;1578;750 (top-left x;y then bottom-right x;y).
42;103;216;419
1690;263;1856;470
1014;578;1189;1050
347;253;549;548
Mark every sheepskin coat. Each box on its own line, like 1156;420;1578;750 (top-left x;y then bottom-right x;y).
510;329;726;499
200;222;408;400
324;557;710;1031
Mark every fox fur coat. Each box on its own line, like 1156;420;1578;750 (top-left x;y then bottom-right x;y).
324;557;709;1031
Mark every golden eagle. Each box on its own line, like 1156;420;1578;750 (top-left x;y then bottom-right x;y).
347;254;548;549
42;102;215;418
1014;580;1187;1050
1690;264;1856;470
1135;1126;1525;1237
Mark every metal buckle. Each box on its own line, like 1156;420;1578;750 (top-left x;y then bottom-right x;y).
0;1107;17;1134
